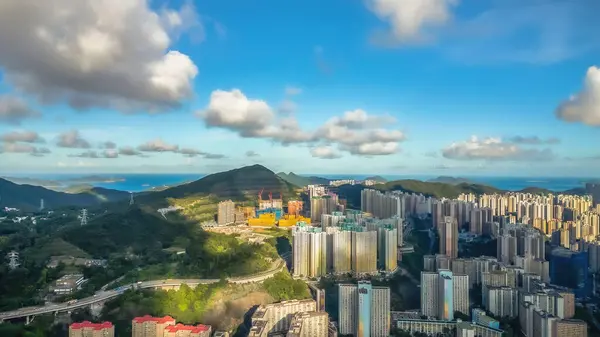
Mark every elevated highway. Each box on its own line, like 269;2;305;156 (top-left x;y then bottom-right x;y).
0;259;285;323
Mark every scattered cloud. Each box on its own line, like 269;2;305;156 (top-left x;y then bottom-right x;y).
137;139;179;152
507;136;560;145
285;86;302;96
0;143;50;156
68;150;118;159
203;153;226;159
445;1;600;64
57;130;91;148
310;146;342;159
442;136;553;161
198;89;406;156
365;0;600;64
101;141;117;149
365;0;458;45
0;95;41;124
0;0;199;112
118;147;145;157
278;100;297;114
177;147;225;159
245;151;260;157
555;66;600;126
0;131;45;143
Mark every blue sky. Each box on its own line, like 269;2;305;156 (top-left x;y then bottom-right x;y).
0;0;599;176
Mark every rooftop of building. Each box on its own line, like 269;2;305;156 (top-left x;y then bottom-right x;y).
57;274;84;281
164;323;211;333
70;321;113;330
132;315;176;324
248;319;268;336
287;312;328;336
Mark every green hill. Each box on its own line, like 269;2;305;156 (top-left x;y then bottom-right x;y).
0;178;130;211
277;172;330;187
141;165;299;208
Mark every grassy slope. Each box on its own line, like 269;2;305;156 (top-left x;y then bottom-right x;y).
25;237;91;264
0;178;129;210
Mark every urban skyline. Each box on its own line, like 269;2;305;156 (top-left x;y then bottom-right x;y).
1;1;600;176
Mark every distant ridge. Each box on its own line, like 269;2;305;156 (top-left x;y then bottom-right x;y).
427;176;474;185
277;172;330;187
0;177;130;210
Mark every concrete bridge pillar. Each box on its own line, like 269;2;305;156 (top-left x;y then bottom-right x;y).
90;302;104;318
25;315;30;325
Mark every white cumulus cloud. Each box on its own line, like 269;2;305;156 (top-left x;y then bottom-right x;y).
0;0;199;111
366;0;458;44
555;66;600;126
198;89;406;156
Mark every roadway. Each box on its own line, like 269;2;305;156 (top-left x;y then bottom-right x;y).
0;259;285;322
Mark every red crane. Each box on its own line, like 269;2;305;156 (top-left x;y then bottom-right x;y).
258;188;264;202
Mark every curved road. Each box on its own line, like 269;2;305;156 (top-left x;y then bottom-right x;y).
0;259;285;322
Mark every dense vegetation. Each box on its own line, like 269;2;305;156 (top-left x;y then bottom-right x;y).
0;178;129;211
60;206;186;258
263;271;311;301
101;283;227;336
277;172;330;187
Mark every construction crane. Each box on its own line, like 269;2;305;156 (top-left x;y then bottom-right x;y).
258;188;264;202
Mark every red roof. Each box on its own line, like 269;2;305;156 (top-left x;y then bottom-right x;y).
164;323;211;333
133;315;176;324
70;321;113;330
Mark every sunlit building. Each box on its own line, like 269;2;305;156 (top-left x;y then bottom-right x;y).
69;321;114;337
338;281;390;337
132;315;176;337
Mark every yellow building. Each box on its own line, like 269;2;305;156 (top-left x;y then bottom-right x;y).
278;215;312;227
248;213;277;227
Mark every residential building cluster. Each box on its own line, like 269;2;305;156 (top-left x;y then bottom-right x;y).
216;192;310;227
248;299;334;337
292;213;401;277
69;315;214;337
393;311;503;337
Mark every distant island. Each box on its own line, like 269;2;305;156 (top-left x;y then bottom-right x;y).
365;175;387;183
62;175;126;184
427;176;474;185
2;175;125;189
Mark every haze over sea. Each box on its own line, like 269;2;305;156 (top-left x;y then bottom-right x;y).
6;173;595;193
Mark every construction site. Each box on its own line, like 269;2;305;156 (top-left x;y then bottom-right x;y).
218;189;310;228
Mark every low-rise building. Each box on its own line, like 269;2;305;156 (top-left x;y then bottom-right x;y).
131;315;176;337
53;274;86;294
163;323;211;337
69;321;114;337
